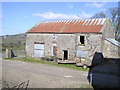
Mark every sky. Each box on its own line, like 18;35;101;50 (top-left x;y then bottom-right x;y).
1;2;118;35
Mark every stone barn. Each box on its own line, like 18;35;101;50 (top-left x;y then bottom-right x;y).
26;18;116;64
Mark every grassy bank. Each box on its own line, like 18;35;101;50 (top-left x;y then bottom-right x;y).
4;57;89;71
2;45;25;50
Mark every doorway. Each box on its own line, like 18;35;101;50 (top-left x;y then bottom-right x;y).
63;50;68;60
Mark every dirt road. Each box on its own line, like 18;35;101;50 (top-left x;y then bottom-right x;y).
2;59;89;88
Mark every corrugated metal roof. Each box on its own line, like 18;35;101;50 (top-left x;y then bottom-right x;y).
27;18;107;33
105;38;120;48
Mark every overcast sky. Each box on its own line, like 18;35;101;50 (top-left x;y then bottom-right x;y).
2;2;118;35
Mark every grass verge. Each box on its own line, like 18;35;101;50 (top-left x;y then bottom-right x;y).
80;84;93;88
4;57;89;71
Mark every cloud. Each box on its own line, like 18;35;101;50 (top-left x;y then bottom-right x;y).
85;2;105;8
32;12;79;20
67;3;74;9
79;11;93;19
32;11;93;20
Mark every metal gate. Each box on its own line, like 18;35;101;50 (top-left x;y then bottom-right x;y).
34;43;44;57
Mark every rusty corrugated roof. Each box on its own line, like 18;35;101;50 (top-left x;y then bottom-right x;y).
27;18;107;33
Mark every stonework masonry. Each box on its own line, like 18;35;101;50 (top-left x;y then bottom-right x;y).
26;33;103;62
103;40;120;58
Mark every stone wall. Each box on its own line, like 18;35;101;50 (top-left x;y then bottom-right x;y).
56;34;76;60
76;33;103;65
26;33;103;62
85;34;103;61
103;39;120;58
26;33;53;57
26;33;76;60
100;18;115;39
26;32;117;64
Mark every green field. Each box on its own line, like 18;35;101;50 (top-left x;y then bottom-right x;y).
2;34;26;50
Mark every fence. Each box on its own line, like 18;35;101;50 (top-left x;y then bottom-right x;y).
2;49;26;58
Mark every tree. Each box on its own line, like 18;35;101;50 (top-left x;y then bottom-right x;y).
108;7;119;40
91;11;106;18
91;7;120;41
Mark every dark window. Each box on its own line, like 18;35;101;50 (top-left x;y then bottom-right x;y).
80;36;84;44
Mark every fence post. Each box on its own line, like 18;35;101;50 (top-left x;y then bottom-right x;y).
6;49;11;58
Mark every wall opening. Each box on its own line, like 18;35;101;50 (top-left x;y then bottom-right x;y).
63;50;68;60
80;36;84;44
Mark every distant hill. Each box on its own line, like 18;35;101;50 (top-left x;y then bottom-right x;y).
2;33;26;50
2;33;26;39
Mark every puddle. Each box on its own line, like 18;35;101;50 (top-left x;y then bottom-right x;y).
63;75;73;78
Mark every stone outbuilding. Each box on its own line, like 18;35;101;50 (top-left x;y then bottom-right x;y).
26;18;118;64
103;38;120;58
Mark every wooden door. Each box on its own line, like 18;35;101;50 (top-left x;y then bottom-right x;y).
53;46;57;56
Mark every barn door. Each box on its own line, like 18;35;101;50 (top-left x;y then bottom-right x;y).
34;43;44;57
